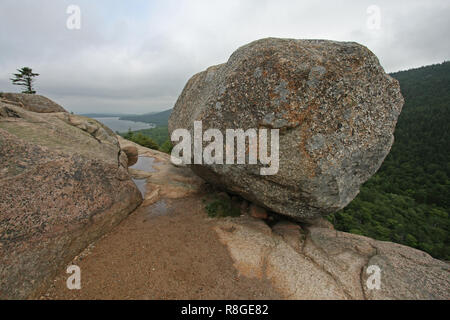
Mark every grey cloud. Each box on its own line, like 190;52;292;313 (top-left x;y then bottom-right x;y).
0;0;448;114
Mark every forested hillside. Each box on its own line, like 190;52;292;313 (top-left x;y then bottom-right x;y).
332;62;450;260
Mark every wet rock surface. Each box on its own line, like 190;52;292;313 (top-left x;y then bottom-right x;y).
169;38;404;221
43;141;280;300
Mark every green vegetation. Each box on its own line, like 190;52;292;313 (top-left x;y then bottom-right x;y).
332;61;450;260
10;67;39;94
115;108;173;153
159;139;174;154
123;130;159;150
205;197;241;218
121;126;173;154
131;126;170;146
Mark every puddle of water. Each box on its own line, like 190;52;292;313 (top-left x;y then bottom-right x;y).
130;156;156;173
146;200;168;218
133;178;146;197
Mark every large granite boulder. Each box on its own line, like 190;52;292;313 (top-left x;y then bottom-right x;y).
0;99;142;299
169;38;404;221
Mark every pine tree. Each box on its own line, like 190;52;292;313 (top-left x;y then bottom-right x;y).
10;67;39;94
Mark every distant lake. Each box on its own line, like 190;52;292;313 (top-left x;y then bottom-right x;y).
93;117;154;133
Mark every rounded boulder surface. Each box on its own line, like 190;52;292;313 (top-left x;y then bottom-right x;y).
169;38;404;220
122;145;139;167
1;93;67;113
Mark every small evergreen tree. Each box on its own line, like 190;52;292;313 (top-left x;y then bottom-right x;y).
10;67;39;94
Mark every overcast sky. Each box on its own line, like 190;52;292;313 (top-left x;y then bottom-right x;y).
1;0;449;114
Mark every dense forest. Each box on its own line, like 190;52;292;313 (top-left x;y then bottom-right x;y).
332;62;450;260
124;62;449;260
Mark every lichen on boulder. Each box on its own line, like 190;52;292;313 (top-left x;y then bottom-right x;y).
169;38;404;221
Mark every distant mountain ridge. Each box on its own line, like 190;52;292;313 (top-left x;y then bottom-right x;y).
80;113;140;118
120;109;172;127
